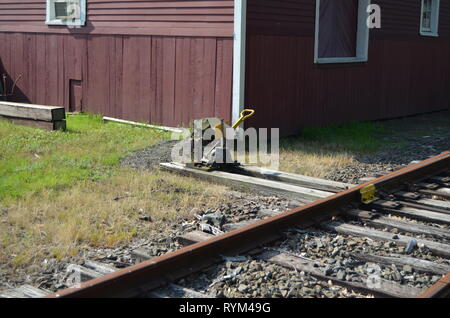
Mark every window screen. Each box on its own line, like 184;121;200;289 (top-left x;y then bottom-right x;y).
318;0;359;58
422;0;433;31
54;2;68;19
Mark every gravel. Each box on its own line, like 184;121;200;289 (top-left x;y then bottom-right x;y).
178;260;371;298
121;140;179;170
272;226;450;290
0;189;290;293
326;134;450;184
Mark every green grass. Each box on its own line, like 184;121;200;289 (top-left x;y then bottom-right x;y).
0;113;168;203
0;113;231;270
299;121;390;153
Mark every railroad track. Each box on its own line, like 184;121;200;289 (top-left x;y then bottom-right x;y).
2;152;449;298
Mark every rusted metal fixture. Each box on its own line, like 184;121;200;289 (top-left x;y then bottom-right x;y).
46;151;450;298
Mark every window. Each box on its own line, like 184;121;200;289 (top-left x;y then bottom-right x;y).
420;0;440;36
314;0;370;64
46;0;86;26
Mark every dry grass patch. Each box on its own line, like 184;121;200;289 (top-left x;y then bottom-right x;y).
275;122;389;178
0;169;229;271
279;142;355;178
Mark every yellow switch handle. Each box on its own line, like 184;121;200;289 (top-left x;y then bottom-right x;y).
232;109;255;129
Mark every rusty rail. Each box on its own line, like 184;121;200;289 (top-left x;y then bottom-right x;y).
417;273;450;298
47;151;450;298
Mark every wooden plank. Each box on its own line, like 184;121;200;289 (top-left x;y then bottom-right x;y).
66;264;103;282
160;163;333;202
131;248;153;264
177;231;215;246
239;165;354;193
372;202;450;225
258;251;423;298
16;285;50;298
103;116;182;133
0;116;66;131
83;260;117;275
396;200;450;215
223;220;257;232
0;289;27;298
0;101;65;121
396;192;450;211
149;283;213;298
258;208;282;218
347;209;450;240
349;252;450;276
1;285;49;298
414;198;450;211
323;222;450;258
419;188;450;200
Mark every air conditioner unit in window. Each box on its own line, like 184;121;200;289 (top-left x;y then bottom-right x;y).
46;0;86;26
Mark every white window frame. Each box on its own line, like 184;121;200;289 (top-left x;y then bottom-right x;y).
46;0;86;26
314;0;370;64
420;0;440;37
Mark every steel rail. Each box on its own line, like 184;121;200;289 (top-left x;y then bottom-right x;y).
417;273;450;298
47;151;450;298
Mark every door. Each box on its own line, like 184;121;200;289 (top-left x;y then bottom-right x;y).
69;79;83;112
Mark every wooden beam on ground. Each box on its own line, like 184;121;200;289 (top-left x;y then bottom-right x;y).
0;101;65;121
323;222;450;258
103;116;183;134
66;264;103;281
349;252;450;275
238;165;354;193
258;251;423;298
347;210;450;240
396;192;450;211
177;231;215;246
0;285;50;298
82;260;117;275
223;220;258;232
160;163;333;202
395;200;450;215
414;198;450;211
149;284;213;298
0;116;66;131
371;202;450;225
131;248;154;264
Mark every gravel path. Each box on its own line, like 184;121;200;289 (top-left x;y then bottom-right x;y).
326;134;450;184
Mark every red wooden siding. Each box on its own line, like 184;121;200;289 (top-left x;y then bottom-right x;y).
0;0;234;37
0;0;234;126
0;33;233;126
245;0;450;136
246;0;315;36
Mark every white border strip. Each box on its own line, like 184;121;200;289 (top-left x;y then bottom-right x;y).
232;0;247;125
102;116;183;134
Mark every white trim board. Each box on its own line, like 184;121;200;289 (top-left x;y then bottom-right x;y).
232;0;247;125
314;0;370;64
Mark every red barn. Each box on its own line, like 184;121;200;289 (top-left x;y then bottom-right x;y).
0;1;449;135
